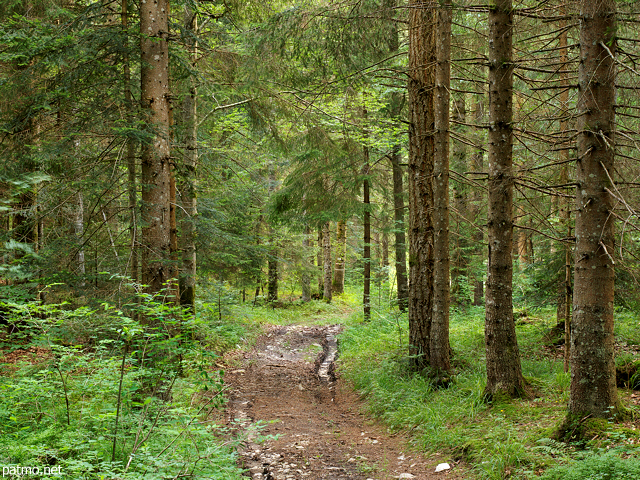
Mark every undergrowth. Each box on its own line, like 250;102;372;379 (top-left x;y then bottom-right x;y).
338;304;640;479
0;286;247;480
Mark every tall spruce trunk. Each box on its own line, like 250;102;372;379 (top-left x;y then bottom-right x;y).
451;96;466;303
407;0;436;370
363;162;371;321
390;148;409;311
557;12;572;372
301;224;312;302
74;192;86;285
267;167;278;303
385;0;408;311
484;0;525;397
179;6;198;312
322;222;332;303
123;0;138;284
140;0;171;294
569;0;619;419
317;227;324;297
431;0;452;374
471;98;485;306
333;220;346;295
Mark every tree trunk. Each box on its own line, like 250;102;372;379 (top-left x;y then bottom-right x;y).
267;166;278;303
484;0;525;398
407;0;436;370
332;220;346;295
322;221;332;303
74;192;86;286
556;11;572;372
431;0;452;374
451;95;467;304
267;249;278;303
471;98;485;306
178;4;198;312
385;0;408;312
123;0;138;285
381;228;389;284
140;0;171;294
569;0;619;419
363;162;371;321
390;148;408;311
317;226;323;297
301;224;311;302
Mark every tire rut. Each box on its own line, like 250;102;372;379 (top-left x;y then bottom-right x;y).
223;324;465;480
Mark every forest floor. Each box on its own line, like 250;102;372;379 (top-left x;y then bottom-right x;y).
221;322;470;480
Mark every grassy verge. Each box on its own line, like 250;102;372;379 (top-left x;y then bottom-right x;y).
338;304;640;479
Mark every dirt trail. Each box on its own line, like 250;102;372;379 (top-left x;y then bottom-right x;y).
223;324;467;480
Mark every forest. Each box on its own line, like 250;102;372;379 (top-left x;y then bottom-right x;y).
2;0;640;478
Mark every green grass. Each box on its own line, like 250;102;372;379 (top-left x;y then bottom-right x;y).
337;303;640;479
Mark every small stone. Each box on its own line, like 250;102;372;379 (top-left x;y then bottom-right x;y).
398;474;416;479
435;463;451;473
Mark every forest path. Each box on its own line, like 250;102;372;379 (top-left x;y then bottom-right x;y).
223;323;467;480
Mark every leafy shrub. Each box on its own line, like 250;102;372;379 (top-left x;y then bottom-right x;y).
0;289;244;479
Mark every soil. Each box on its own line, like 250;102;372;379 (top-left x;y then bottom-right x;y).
223;323;469;480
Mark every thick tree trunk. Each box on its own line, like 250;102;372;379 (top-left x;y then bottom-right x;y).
484;0;525;398
569;0;619;419
407;0;435;370
179;5;198;312
322;221;332;303
390;148;408;311
431;0;452;374
332;220;346;295
140;0;171;294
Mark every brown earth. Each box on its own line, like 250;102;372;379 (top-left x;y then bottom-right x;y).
223;323;470;480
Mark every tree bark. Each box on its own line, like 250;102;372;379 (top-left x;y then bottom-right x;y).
385;0;408;312
301;224;311;302
484;0;525;398
317;226;323;297
140;0;171;295
569;0;619;419
407;0;435;370
451;95;467;304
123;0;138;285
556;11;572;372
322;221;332;303
431;0;452;374
179;5;198;312
74;192;86;285
363;161;371;321
471;98;485;306
268;166;278;303
333;220;346;295
390;148;408;311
